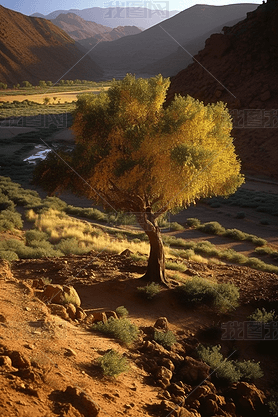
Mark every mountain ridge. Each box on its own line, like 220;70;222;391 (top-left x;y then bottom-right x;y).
0;6;102;86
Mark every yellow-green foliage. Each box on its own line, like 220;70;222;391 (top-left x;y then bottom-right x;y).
38;74;244;213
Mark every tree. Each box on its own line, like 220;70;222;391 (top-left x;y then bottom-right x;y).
22;81;32;88
34;74;244;285
39;80;47;87
0;82;8;89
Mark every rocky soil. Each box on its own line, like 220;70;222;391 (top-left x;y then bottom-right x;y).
1;247;278;416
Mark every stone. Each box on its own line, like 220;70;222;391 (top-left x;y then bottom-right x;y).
201;397;218;415
48;304;69;320
66;303;76;320
178;409;202;417
64;386;100;416
154;317;169;331
0;314;7;323
39;284;81;307
236;382;265;412
0;355;13;369
64;348;77;357
179;356;210;385
76;307;87;321
92;312;107;323
9;351;31;369
120;249;133;257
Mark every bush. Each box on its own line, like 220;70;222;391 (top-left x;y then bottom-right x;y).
0;209;23;231
97;350;129;377
137;282;162;300
115;306;129;318
0;250;19;261
25;229;48;245
198;221;225;235
169;222;185;231
175;276;239;312
55;238;90;255
187;218;201;227
236;360;263;381
153;330;176;349
248;308;276;323
197;345;263;384
92;317;139;345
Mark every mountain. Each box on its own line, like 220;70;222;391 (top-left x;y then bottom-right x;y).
31;7;179;30
77;26;142;50
141;17;244;77
51;13;112;41
85;4;258;78
51;12;141;47
0;6;102;86
166;1;278;180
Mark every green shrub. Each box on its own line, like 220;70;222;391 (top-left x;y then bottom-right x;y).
248;308;276;323
153;330;176;349
197;345;262;384
42;196;68;211
187;218;201;227
0;250;19;261
92;317;139;345
137;282;162;300
115;306;129;318
169;222;185;231
55;238;90;255
235;360;263;381
198;221;225;235
175;276;239;312
25;229;48;245
97;350;129;377
0;209;23;231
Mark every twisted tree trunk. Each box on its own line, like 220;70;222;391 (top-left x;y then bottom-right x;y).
136;209;168;286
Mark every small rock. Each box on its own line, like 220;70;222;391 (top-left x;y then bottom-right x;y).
154;317;169;331
64;348;77;357
66;303;76;320
76;307;87;321
24;344;35;350
92;311;107;323
48;304;69;320
25;307;31;312
10;351;31;369
0;355;13;369
0;314;7;323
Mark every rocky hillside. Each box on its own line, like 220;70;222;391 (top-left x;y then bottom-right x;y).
51;12;112;41
87;4;258;78
167;1;278;180
0;6;102;86
51;13;141;44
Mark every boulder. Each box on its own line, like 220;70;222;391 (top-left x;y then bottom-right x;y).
48;304;69;321
39;284;81;307
178;356;210;385
236;382;265;412
66;303;77;320
154;317;169;331
9;350;31;369
76;307;87;321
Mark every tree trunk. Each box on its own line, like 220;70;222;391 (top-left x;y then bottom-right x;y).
136;211;168;286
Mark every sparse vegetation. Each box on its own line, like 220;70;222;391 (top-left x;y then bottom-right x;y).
153;330;176;349
175;276;239;312
92;317;139;345
137;282;162;300
186;218;267;246
115;306;129;318
248;308;277;323
97;350;129;377
197;344;263;384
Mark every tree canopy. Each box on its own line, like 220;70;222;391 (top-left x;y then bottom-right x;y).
34;74;244;284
